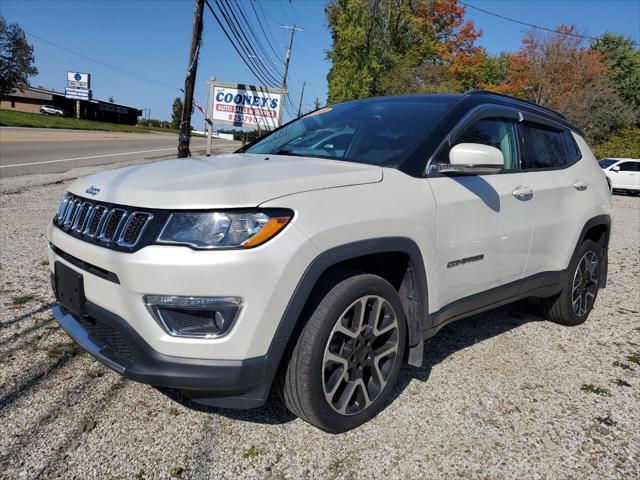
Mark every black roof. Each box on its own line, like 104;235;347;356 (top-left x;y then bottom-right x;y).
337;90;579;133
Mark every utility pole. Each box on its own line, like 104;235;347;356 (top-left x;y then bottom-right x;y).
178;0;205;158
281;24;303;91
297;81;306;118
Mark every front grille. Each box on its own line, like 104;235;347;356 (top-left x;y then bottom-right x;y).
53;193;160;252
77;316;133;367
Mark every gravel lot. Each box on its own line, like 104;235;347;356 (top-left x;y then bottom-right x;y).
1;156;638;479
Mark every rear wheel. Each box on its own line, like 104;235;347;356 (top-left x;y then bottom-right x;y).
279;273;406;433
542;239;602;325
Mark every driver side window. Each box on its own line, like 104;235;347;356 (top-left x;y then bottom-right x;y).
453;117;519;171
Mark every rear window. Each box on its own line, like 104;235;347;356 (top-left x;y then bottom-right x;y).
520;122;569;169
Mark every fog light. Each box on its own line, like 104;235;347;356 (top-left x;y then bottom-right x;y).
144;295;242;338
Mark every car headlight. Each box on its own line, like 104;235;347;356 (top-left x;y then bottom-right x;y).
156;209;293;249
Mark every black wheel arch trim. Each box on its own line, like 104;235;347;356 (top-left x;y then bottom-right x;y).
575;214;611;288
272;237;429;341
269;237;429;369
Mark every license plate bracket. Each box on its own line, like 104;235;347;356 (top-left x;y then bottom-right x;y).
54;261;86;315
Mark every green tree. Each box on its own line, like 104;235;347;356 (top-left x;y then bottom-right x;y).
0;16;38;98
325;0;381;103
325;0;483;102
591;33;640;122
171;97;183;129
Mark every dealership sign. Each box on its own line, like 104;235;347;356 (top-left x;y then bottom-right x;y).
208;81;285;130
65;71;92;100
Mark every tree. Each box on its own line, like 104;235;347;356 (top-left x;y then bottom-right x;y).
591;33;640;122
313;97;322;109
0;16;38;98
108;96;115;103
325;0;483;102
171;97;183;129
487;25;636;142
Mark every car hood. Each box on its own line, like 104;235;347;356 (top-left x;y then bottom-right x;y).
68;153;383;209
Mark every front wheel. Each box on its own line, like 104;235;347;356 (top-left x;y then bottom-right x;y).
542;239;602;325
279;273;407;433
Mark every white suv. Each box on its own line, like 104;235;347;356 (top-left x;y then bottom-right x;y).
39;104;66;116
48;91;611;432
599;158;640;195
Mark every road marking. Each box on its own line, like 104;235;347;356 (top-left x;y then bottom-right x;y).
0;147;177;168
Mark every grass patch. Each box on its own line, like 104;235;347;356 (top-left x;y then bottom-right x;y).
595;415;617;427
580;384;612;396
12;294;35;305
167;406;179;416
169;466;184;478
46;342;81;359
241;444;266;459
133;470;146;480
40;259;49;266
626;352;640;366
613;378;631;387
613;360;633;370
0;109;179;134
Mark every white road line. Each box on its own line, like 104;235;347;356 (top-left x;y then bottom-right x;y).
0;147;177;168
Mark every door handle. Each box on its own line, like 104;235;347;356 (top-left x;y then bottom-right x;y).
573;180;588;191
512;185;533;200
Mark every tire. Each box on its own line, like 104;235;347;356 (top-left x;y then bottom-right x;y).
542;239;602;326
278;272;407;433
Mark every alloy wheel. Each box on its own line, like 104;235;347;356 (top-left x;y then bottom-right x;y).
322;295;400;416
572;250;599;316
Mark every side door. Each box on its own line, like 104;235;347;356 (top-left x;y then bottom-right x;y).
612;161;640;189
426;106;534;312
518;116;593;276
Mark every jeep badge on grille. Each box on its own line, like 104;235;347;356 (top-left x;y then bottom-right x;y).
85;186;101;196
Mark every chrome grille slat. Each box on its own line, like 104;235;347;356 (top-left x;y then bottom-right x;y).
117;212;153;247
53;193;155;250
98;208;127;243
62;199;80;229
72;202;92;233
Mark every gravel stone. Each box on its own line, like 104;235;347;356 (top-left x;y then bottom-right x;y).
1;158;638;479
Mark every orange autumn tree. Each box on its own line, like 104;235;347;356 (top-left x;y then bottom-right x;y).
484;25;636;141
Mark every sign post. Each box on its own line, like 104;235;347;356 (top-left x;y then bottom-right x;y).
205;80;286;156
65;72;92;120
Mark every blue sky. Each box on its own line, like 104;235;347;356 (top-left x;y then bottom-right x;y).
2;0;639;125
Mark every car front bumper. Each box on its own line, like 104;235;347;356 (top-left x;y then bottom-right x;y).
52;301;288;408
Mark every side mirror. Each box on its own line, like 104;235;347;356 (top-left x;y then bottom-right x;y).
611;166;620;172
449;143;504;173
434;143;504;175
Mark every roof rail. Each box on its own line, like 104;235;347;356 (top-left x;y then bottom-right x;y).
466;90;567;120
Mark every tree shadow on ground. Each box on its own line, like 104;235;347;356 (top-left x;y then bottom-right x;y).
160;299;544;427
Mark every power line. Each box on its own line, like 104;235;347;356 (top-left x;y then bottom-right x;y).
215;0;283;86
25;31;184;92
249;0;284;61
459;1;601;41
205;0;280;90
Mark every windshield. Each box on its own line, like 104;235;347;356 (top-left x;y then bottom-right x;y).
599;159;618;168
243;97;454;167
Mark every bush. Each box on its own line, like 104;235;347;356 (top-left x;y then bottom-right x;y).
592;128;640;159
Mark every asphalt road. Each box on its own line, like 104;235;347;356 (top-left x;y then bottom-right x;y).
0;127;235;177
